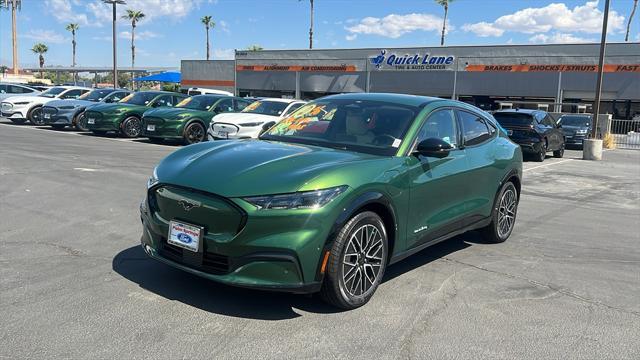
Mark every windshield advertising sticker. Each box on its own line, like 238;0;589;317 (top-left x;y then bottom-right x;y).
369;50;455;71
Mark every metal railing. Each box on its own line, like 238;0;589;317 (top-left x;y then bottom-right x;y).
611;118;640;149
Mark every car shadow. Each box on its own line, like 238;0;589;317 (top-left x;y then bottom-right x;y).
113;232;478;320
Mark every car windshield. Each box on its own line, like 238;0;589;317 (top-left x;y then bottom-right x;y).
560;116;591;127
241;100;289;116
79;89;113;102
176;95;221;111
40;87;66;98
261;99;420;156
119;92;157;106
493;112;534;126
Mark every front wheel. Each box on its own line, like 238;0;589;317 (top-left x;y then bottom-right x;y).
183;122;206;145
553;143;565;158
320;211;388;310
74;112;89;131
28;107;45;125
481;181;519;243
121;116;142;138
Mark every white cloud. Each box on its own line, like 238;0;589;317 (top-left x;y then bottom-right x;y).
529;32;595;44
22;29;68;44
463;1;625;37
345;13;446;39
461;22;504;37
218;20;230;34
213;48;234;60
45;0;89;26
345;34;357;41
118;30;160;40
87;0;204;26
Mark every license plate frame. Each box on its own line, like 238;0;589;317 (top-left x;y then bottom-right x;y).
167;220;203;253
43;113;51;119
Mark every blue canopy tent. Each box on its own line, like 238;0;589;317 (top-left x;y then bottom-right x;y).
133;71;181;83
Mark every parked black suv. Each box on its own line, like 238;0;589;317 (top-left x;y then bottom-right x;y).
558;114;592;148
493;109;565;162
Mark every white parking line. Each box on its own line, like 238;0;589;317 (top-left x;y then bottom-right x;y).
524;159;573;172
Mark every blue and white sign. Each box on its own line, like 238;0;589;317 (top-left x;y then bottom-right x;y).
369;50;455;71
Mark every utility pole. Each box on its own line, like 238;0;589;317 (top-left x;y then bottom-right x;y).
591;0;610;139
103;0;125;88
1;0;22;75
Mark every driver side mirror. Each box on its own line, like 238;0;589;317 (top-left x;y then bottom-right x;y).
414;138;453;159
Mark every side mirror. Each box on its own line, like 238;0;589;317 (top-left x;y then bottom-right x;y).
557;124;562;128
414;138;453;158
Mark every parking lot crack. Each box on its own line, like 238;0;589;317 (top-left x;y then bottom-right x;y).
442;257;640;318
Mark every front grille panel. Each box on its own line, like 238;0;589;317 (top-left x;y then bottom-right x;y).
143;116;165;125
157;236;230;275
42;107;58;115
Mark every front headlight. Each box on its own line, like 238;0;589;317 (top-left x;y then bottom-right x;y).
147;167;159;188
243;185;348;210
576;129;588;135
239;122;264;127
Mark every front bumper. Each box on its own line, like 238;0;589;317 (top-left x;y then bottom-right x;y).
142;116;185;139
42;107;77;125
207;122;261;140
1;103;28;119
85;112;123;131
564;134;587;145
139;184;341;293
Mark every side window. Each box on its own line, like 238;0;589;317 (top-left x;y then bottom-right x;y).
0;84;7;93
154;95;174;107
458;110;492;146
534;112;546;124
415;109;459;148
61;89;83;99
109;92;128;102
173;95;186;105
214;98;234;113
235;99;251;111
544;115;556;127
283;102;305;117
9;85;30;93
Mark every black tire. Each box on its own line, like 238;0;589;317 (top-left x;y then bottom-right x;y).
9;118;26;125
51;124;66;130
534;140;547;162
74;112;89;131
481;181;519;243
320;211;388;310
92;130;108;136
27;106;45;125
120;116;142;138
553;142;565;158
183;122;206;145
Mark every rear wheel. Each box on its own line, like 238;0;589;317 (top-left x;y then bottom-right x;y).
27;106;45;125
183;122;206;145
534;141;547;162
481;181;518;243
320;211;388;310
121;116;142;138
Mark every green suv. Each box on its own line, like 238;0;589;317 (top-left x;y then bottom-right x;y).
85;91;187;137
141;95;253;145
140;93;522;309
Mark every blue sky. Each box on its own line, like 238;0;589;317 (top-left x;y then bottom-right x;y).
1;0;638;68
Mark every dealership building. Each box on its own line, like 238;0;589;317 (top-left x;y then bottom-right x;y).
181;43;639;119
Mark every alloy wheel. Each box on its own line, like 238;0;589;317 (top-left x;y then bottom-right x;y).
185;123;205;144
497;187;517;238
341;224;385;297
75;113;88;131
30;108;45;125
123;117;142;138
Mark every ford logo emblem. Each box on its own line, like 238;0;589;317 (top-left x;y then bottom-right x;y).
177;233;193;244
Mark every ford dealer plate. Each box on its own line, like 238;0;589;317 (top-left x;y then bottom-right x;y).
168;220;202;252
87;118;95;124
146;124;155;132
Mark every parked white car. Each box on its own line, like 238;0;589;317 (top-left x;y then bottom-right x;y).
0;83;41;102
186;87;233;97
207;98;306;140
0;85;91;124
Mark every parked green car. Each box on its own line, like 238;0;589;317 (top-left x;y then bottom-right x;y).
142;95;253;144
140;93;523;309
85;91;187;137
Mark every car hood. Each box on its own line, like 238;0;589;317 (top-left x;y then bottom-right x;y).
144;107;210;120
45;99;95;108
156;140;389;198
2;95;53;105
212;112;279;124
89;103;146;113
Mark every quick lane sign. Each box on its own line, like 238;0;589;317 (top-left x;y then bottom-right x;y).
369;50;455;71
465;64;640;72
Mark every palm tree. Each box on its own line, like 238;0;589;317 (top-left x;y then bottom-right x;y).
122;9;145;88
246;44;264;51
201;15;215;60
65;23;79;83
625;0;638;41
298;0;314;49
435;0;454;46
1;0;22;75
31;43;48;78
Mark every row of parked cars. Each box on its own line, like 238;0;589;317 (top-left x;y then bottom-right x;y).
0;85;308;145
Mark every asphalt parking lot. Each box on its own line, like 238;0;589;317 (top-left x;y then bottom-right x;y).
1;120;639;359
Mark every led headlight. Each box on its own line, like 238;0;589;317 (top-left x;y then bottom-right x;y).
147;167;159;188
239;122;263;127
243;185;348;210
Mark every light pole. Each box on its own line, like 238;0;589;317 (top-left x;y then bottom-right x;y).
1;0;22;76
103;0;125;88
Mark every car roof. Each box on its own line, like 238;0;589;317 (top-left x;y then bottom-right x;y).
53;85;92;90
320;92;440;107
255;98;304;103
494;109;541;115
